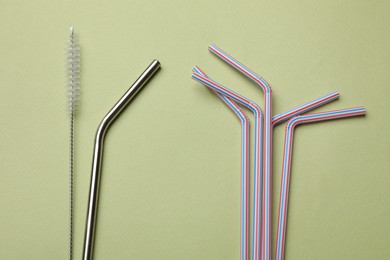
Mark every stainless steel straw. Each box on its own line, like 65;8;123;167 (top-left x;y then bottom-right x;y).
82;60;160;260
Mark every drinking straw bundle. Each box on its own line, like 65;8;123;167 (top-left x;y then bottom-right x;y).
191;45;365;260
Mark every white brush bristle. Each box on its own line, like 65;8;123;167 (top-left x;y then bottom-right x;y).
67;26;80;112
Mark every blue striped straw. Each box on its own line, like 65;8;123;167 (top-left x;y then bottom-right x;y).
209;44;273;260
275;107;366;260
193;66;251;260
192;69;264;260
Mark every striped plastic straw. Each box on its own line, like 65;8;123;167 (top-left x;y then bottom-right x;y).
273;91;340;126
193;66;251;260
192;68;264;260
209;44;272;260
275;107;366;260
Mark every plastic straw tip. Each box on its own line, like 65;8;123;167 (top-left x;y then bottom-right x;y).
208;44;217;50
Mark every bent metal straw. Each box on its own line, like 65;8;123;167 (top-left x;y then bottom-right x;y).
275;107;366;260
209;44;273;260
193;66;251;260
83;60;160;260
192;69;264;260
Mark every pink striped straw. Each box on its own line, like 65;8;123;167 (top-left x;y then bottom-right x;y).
193;66;251;260
209;44;272;260
273;91;340;126
192;68;264;260
275;107;366;260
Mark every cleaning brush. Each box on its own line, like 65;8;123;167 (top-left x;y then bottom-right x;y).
67;26;80;260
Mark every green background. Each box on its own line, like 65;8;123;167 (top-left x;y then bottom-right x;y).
1;0;389;259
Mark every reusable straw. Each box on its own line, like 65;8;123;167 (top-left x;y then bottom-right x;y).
209;44;272;260
275;107;366;260
192;68;264;260
83;60;160;260
193;66;250;260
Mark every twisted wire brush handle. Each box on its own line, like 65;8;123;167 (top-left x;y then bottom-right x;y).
67;26;80;260
82;60;160;260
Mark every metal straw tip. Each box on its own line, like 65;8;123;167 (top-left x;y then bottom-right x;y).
152;59;161;69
